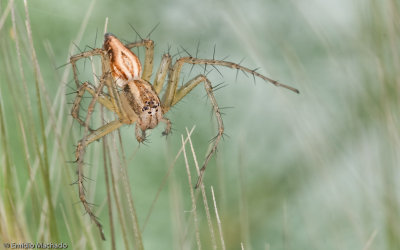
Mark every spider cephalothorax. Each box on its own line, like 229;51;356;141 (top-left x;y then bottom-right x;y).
70;32;299;240
123;79;165;141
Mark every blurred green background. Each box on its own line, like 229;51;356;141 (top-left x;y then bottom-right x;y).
1;0;399;249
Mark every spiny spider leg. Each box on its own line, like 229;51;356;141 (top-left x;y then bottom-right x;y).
69;45;119;240
76;78;107;240
74;58;140;241
70;42;135;123
196;77;223;188
153;54;172;94
125;39;155;82
71;45;134;240
70;48;104;88
161;56;299;188
71;81;117;131
74;71;138;240
160;117;172;136
71;35;156;241
102;59;129;121
70;47;127;122
75;119;125;161
161;74;224;188
163;57;299;108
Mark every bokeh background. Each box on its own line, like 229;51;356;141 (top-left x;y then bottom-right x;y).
1;0;399;249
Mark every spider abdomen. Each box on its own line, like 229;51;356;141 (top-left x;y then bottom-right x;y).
104;33;142;87
123;79;163;132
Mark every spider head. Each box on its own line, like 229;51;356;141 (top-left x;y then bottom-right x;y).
104;33;142;87
123;79;163;133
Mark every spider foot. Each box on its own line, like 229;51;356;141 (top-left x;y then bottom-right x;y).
162;130;170;137
136;134;146;143
161;126;171;137
161;117;171;137
135;123;147;143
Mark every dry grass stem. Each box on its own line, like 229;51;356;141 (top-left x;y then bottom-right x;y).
181;134;201;250
186;127;218;250
118;140;144;250
142;126;196;231
101;133;116;249
0;0;13;31
362;229;378;250
108;140;130;249
211;186;226;250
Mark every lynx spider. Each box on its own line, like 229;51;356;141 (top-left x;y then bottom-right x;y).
70;33;299;240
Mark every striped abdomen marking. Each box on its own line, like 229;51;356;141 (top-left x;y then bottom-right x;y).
104;33;142;87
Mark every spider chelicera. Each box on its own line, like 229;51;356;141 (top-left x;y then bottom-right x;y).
70;33;299;240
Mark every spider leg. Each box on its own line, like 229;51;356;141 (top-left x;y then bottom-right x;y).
161;117;172;136
71;81;117;131
70;46;129;123
76;119;124;241
70;36;142;241
70;46;129;122
75;119;124;160
162;57;299;109
74;71;133;240
104;72;129;120
134;122;146;142
160;56;297;187
73;57;137;241
125;39;155;82
153;54;172;94
70;48;104;88
74;76;107;240
162;74;224;188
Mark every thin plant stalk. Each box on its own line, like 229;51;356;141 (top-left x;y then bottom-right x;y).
142;126;196;231
186;128;217;250
211;186;226;250
24;0;59;240
181;135;201;250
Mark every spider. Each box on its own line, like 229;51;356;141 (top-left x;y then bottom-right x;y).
70;33;299;240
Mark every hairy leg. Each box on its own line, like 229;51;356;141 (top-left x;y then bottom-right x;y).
71;81;117;131
70;48;104;88
162;74;224;188
160;117;172;136
75;119;124;160
153;54;172;94
70;44;129;122
74;77;112;240
134;122;146;142
163;57;299;108
125;39;155;82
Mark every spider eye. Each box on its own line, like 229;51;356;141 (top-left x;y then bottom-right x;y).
104;34;142;86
